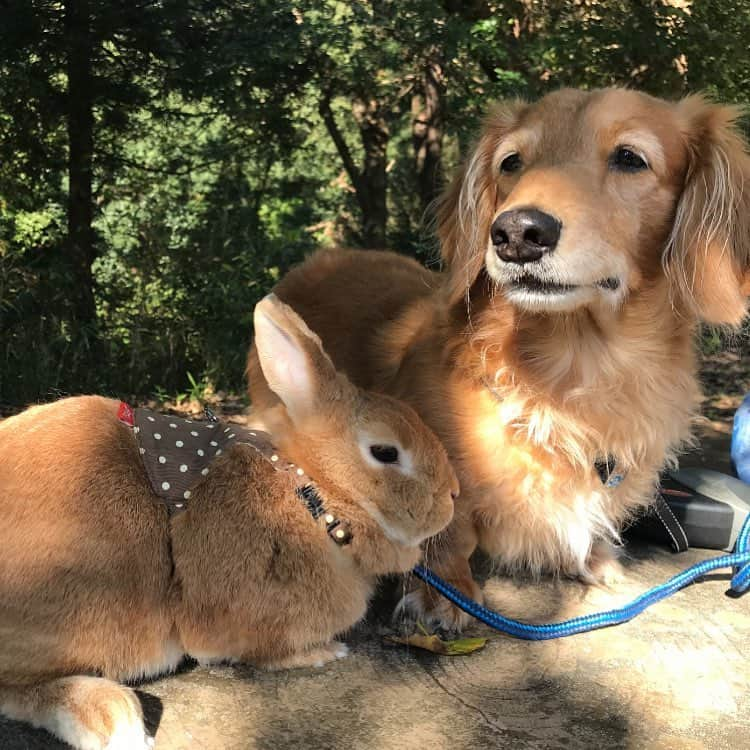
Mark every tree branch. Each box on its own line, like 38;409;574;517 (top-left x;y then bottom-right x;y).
104;141;262;176
318;90;361;193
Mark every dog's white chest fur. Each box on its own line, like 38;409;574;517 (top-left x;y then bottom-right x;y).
456;384;665;578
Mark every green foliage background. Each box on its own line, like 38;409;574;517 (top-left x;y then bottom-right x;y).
1;1;748;406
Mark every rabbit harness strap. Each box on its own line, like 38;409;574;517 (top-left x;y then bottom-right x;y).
117;402;352;545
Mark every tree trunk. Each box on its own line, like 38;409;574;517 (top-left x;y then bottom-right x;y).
319;92;389;248
351;97;388;247
64;0;98;331
412;58;445;213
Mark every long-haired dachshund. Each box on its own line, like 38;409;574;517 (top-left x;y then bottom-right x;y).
247;88;750;628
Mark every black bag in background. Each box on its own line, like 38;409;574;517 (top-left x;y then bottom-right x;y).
627;468;750;552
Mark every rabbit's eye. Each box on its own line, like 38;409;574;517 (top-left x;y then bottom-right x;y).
370;445;399;464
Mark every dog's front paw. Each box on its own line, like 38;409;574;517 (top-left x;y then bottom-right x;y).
394;575;482;634
578;540;626;586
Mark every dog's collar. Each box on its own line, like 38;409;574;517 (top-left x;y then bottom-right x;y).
481;381;628;488
593;455;627;488
118;402;352;545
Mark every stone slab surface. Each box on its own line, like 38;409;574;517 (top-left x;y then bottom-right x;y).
1;538;747;750
1;430;747;750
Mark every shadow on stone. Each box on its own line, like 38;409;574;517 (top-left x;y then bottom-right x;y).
136;689;165;740
0;717;69;749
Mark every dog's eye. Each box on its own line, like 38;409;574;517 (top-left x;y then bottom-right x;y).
500;153;523;174
370;445;399;464
610;147;648;172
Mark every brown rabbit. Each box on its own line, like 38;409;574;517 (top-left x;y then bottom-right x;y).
0;294;457;750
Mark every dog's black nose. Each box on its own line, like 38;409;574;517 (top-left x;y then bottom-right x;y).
491;209;561;264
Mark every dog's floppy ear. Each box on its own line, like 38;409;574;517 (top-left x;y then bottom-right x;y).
666;96;750;326
436;101;526;307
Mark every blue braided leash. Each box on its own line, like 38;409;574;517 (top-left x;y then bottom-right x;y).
412;512;750;641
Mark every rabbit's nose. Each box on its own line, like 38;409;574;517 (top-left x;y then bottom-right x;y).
449;476;460;501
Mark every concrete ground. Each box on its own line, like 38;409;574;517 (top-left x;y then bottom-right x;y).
2;431;748;750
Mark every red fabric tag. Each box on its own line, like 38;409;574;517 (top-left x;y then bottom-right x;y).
117;401;135;427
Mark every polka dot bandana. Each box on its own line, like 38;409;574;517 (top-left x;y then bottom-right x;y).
133;407;290;511
124;404;352;545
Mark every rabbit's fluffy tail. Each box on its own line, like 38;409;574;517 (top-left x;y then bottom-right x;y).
0;675;152;750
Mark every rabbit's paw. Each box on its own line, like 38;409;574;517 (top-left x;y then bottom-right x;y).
264;642;349;671
394;576;482;634
21;676;152;750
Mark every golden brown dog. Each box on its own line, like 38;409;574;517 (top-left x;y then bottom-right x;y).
247;88;750;627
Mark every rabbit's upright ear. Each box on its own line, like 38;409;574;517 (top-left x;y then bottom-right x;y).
253;294;340;422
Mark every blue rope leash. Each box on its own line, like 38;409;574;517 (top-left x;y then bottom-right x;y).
413;513;750;641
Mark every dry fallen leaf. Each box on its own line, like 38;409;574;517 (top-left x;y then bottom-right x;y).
385;632;488;655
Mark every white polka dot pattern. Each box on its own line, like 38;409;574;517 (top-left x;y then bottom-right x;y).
132;407;312;516
125;404;351;543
